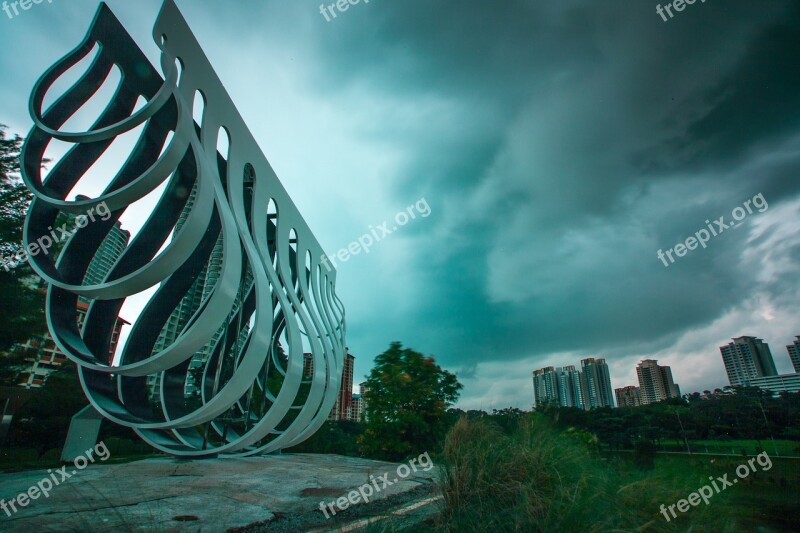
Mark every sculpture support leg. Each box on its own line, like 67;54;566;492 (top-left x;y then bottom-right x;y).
0;398;11;446
61;405;104;462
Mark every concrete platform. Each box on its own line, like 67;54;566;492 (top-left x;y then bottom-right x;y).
0;454;440;532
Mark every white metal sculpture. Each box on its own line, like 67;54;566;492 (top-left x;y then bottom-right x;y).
20;0;346;456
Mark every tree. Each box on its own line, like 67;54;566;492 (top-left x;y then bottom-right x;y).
360;342;462;460
491;407;526;434
0;126;32;246
0;124;46;353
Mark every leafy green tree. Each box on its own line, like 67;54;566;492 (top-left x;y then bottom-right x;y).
0;124;46;353
360;342;462;460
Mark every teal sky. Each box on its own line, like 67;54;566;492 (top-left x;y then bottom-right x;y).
2;0;800;409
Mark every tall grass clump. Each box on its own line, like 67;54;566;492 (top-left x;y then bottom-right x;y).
436;414;734;532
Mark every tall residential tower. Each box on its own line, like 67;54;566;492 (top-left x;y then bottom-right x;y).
329;350;355;420
5;219;130;388
719;336;778;387
533;365;585;409
615;386;642;408
636;359;680;405
787;336;800;374
581;357;615;408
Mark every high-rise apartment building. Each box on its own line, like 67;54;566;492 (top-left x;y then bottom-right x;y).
329;350;355;421
4;219;131;388
303;352;314;378
719;336;778;387
636;359;681;405
12;302;129;388
533;366;585;409
81;224;130;288
532;366;558;408
349;394;364;422
70;195;130;304
305;352;361;421
615;385;642;408
557;365;585;408
581;357;615;408
145;185;233;402
745;373;800;394
787;336;800;374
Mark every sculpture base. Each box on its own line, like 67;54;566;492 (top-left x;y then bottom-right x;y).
0;454;440;531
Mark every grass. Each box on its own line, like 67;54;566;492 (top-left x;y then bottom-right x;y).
0;445;159;473
678;439;800;456
434;415;800;532
640;454;800;530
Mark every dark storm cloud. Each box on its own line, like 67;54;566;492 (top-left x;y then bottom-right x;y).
292;0;800;394
644;3;800;177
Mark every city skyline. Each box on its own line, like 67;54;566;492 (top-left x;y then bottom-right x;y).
534;333;800;410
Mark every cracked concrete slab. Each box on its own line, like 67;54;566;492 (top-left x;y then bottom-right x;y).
0;454;439;531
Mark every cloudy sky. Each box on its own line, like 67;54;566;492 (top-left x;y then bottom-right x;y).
2;0;799;410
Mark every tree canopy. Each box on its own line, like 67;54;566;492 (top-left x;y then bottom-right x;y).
0;124;46;356
360;342;462;460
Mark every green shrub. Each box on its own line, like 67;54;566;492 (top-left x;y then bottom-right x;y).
435;415;739;532
438;415;624;531
39;447;62;463
634;438;656;470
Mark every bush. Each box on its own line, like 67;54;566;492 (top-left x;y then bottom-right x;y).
104;437;137;456
39;447;62;463
634;438;656;470
438;415;626;531
435;414;754;531
0;447;38;463
291;421;363;457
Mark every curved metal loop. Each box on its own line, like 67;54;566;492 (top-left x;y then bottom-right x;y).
28;27;179;144
21;0;347;457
